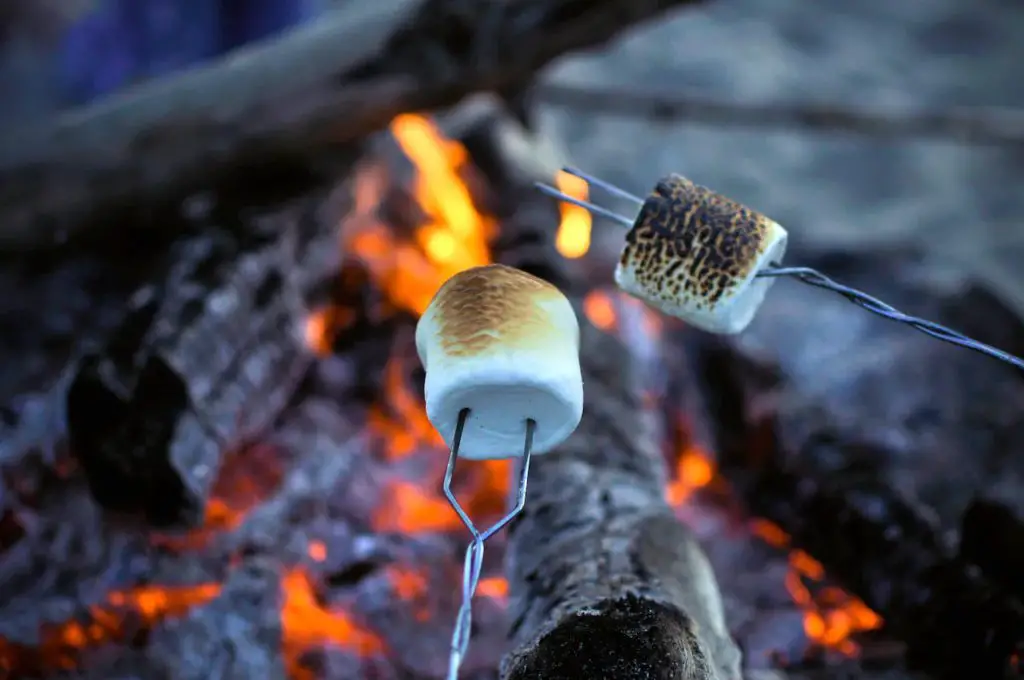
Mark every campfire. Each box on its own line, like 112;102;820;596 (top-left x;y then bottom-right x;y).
2;0;1024;676
0;98;917;680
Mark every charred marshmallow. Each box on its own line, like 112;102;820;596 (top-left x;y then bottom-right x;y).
615;174;788;334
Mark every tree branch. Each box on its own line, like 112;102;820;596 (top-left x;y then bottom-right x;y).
0;0;707;252
534;81;1024;146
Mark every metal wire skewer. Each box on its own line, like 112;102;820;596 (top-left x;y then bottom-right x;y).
443;408;535;680
536;167;1024;373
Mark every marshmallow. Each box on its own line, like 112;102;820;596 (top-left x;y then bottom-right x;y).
614;174;788;335
416;264;583;460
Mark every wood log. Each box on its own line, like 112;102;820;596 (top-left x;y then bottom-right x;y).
689;248;1024;679
64;183;349;528
461;106;741;679
0;0;707;253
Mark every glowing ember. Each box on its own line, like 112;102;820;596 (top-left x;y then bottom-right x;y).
308;540;328;563
281;568;385;678
304;306;354;357
662;449;882;656
665;446;715;507
750;520;883;655
373;480;462;534
477;576;509;605
151;442;284;551
583;290;618;331
554;170;592;259
0;583;222;673
386;565;432;622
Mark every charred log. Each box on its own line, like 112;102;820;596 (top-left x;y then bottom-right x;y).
145;556;285;679
65;187;348;528
0;0;708;253
690;248;1024;679
466;106;741;680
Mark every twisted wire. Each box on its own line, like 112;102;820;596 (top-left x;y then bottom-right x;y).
758;266;1024;371
443;408;535;679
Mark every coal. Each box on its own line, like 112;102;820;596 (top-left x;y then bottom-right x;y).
691;247;1024;679
65;190;347;528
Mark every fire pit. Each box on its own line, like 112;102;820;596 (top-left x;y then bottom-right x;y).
6;95;989;680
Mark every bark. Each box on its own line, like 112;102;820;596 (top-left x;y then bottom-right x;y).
64;182;349;528
690;248;1024;679
0;0;707;253
464;105;741;680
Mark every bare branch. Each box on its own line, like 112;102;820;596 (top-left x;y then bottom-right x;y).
0;0;707;252
534;81;1024;146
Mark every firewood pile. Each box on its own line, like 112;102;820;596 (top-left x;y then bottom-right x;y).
1;2;1023;679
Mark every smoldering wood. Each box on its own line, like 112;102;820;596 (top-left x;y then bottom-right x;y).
145;557;285;680
463;106;741;680
960;498;1024;607
0;0;708;253
0;478;142;649
689;248;1024;679
64;185;350;528
47;556;287;680
0;249;157;470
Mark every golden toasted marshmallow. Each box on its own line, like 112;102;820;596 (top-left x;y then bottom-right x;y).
416;264;583;459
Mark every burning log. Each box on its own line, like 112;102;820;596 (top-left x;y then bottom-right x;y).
690;248;1024;678
462;108;741;679
65;188;347;528
0;0;708;252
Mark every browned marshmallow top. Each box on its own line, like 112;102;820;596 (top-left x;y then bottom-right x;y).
621;174;776;308
426;264;569;358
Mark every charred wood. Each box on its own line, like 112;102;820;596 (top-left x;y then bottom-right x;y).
690;248;1024;679
145;556;285;680
960;498;1024;606
0;0;708;253
469;106;741;680
64;186;348;528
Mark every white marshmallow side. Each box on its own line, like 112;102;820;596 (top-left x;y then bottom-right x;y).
416;267;583;460
422;349;583;459
615;221;788;335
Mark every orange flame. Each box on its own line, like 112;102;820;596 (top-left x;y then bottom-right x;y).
663;442;882;656
750;520;883;655
377;114;494;314
0;582;223;673
281;568;385;679
373;480;462;534
337;114;514;537
368;352;443;461
386;565;432;622
583;290;618;331
477;576;509;605
665;446;715;507
554;171;592;259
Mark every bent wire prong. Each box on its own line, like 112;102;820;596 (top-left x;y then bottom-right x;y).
442;408;535;680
